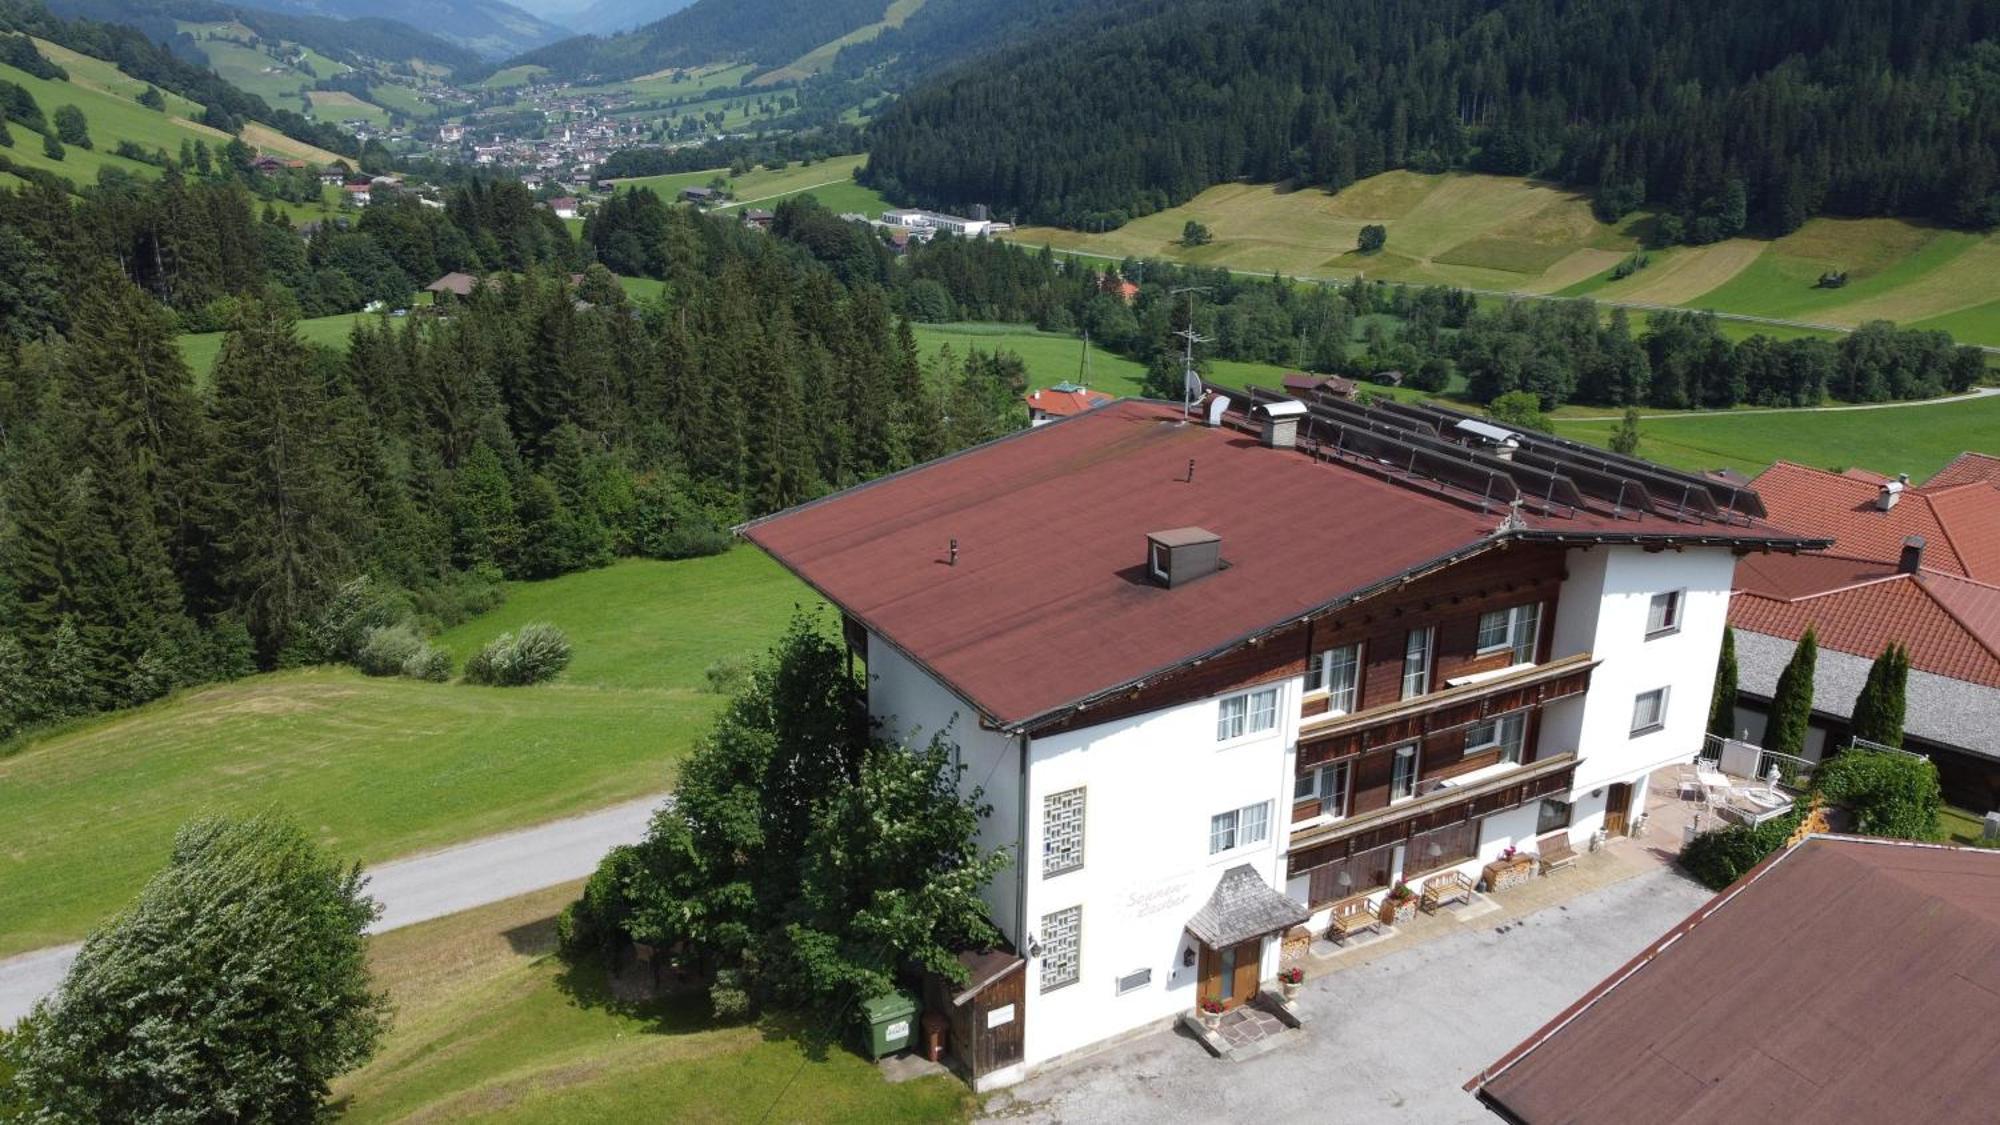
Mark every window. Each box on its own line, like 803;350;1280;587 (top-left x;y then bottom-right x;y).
1039;906;1081;993
1537;798;1573;836
1209;800;1272;854
1305;843;1394;904
1293;759;1352;819
1216;686;1280;742
1476;603;1542;663
1409;820;1478;870
1402;627;1434;699
1646;591;1683;638
1389;743;1420;802
1150;543;1169;582
1115;968;1152;995
1309;643;1362;714
1042;787;1086;878
1631;687;1669;735
1464;711;1528;764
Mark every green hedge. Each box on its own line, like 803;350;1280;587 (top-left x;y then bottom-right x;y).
1681;807;1805;890
1814;750;1941;840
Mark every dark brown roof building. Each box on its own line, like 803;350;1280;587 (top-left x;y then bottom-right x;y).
1470;835;2000;1124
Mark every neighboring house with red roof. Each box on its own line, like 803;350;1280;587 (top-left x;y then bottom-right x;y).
1096;273;1139;303
1023;381;1113;426
1726;457;2000;809
744;393;1815;1083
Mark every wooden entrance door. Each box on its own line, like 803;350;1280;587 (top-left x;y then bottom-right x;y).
1199;938;1263;1011
1604;782;1633;836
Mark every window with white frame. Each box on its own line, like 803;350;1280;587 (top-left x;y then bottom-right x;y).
1464;711;1527;763
1646;590;1683;638
1402;627;1434;699
1042;787;1085;878
1039;906;1081;993
1216;686;1280;741
1630;687;1669;735
1389;743;1420;801
1309;643;1362;714
1476;603;1542;664
1209;800;1272;854
1293;758;1352;819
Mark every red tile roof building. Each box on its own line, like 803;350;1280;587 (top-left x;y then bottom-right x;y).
1471;835;2000;1124
1023;382;1114;426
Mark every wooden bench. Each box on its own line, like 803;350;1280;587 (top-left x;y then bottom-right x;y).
1419;870;1474;913
1324;894;1381;943
1535;830;1580;875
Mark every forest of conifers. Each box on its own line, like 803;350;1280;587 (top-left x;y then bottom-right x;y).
862;0;2000;237
0;162;1982;741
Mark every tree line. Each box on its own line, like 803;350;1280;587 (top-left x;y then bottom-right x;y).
862;0;2000;239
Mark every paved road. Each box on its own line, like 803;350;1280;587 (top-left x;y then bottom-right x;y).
0;792;670;1027
1023;244;2000;355
981;867;1710;1125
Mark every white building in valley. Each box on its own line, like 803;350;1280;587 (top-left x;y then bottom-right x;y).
743;393;1821;1088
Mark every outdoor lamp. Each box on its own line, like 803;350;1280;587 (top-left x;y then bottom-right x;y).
1182;948;1196;968
1336;871;1353;889
1026;934;1043;958
1425;842;1442;859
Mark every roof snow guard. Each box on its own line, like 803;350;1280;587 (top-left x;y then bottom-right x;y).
1186;865;1310;948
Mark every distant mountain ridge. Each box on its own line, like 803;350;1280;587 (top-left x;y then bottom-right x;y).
506;0;883;79
46;0;484;71
561;0;693;36
226;0;569;59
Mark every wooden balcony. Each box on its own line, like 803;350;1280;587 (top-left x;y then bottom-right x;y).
1297;652;1598;769
1287;751;1579;873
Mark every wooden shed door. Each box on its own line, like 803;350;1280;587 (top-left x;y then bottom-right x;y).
970;966;1025;1074
1605;782;1632;836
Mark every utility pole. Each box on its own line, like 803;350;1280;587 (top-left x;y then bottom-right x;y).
1171;285;1212;422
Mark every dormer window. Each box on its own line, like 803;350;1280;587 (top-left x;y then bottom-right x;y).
1144;527;1221;588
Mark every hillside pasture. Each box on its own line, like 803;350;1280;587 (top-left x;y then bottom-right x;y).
611;153;876;212
0;550;808;957
0;56;231;183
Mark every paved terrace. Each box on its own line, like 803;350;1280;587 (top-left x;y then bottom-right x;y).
979;770;1706;1124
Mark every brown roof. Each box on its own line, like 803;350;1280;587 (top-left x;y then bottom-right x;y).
1927;451;2000;491
1752;460;2000;583
1471;836;2000;1125
743;400;1815;730
1024;385;1114;418
1730;568;2000;687
425;271;479;296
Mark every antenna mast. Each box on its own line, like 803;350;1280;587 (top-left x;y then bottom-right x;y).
1170;285;1212;423
1079;328;1091;393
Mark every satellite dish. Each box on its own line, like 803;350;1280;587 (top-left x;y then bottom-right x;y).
1206;395;1232;426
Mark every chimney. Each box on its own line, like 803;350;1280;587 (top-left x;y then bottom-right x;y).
1256;400;1308;449
1877;478;1904;511
1145;527;1221;588
1899;535;1925;574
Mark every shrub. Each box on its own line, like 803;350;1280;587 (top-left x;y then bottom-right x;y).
400;643;453;682
704;655;753;695
1681;807;1804;890
464;622;572;686
1814;749;1941;840
558;845;640;959
709;968;752;1023
293;575;413;665
1357;223;1387;253
353;623;424;677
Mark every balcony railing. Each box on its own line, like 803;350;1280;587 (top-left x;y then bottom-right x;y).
1699;734;1815;788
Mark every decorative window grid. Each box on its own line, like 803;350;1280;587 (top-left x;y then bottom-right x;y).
1040;906;1081;993
1042;787;1086;878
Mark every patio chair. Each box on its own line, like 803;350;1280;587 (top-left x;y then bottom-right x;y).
1677;770;1704;802
1419;870;1474;913
1534;830;1580;875
1325;895;1381;943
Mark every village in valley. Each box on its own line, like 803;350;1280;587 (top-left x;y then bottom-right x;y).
0;0;1998;1121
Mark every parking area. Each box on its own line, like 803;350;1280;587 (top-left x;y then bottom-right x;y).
979;840;1711;1124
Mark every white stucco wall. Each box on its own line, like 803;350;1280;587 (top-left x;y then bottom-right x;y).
866;635;1025;942
1541;544;1738;839
1018;676;1302;1067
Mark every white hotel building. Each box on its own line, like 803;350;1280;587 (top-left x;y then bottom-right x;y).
744;393;1821;1087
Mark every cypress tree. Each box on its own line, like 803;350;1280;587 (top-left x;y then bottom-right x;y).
1708;625;1738;739
1766;626;1817;759
1849;642;1910;749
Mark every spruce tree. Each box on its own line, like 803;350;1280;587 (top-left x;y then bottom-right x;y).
200;301;356;663
1708;625;1738;739
1766;626;1817;759
1849;642;1910;749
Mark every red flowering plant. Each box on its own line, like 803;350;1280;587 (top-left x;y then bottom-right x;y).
1276;966;1304;985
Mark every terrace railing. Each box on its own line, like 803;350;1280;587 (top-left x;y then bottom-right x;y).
1844;736;1929;761
1699;734;1816;790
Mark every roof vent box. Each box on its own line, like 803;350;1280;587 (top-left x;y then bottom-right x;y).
1146;527;1221;587
1255;400;1308;449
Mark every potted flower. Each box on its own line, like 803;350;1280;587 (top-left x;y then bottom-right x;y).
1381;883;1418;925
1502;845;1518;861
1197;996;1224;1029
1276;965;1304;1002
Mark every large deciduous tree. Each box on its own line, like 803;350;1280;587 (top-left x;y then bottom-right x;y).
0;812;386;1120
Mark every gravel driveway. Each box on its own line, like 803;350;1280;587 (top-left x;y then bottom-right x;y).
981;867;1710;1125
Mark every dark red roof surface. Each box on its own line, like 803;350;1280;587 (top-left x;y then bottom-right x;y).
1473;836;2000;1124
745;400;1815;728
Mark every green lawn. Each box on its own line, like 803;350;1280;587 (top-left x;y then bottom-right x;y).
612;154;871;210
478;64;548;90
911;322;1147;395
179;310;370;382
0;56;227;185
332;883;972;1123
1941;807;1996;847
0;550;809;957
1554;393;2000;478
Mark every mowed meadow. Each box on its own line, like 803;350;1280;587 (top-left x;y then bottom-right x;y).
0;550;814;957
1006;171;2000;347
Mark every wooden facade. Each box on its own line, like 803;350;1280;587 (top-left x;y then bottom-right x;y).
925;951;1026;1085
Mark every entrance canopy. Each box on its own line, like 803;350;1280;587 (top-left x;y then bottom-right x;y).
1186;864;1310;947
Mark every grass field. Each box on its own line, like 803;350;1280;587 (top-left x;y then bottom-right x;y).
611;153;884;214
912;322;1148;395
0;550;810;957
308;89;391;130
0;55;232;184
1554;394;2000;478
757;0;928;85
331;882;973;1123
1003;171;2000;347
479;64;548;90
179;310;370;380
